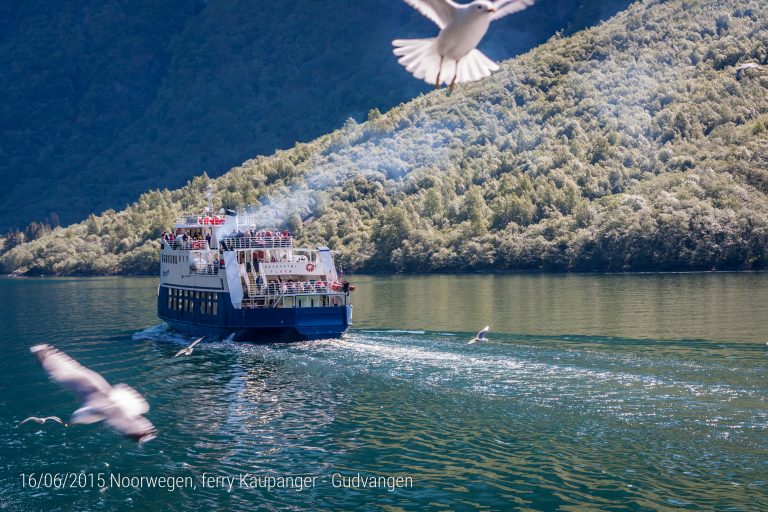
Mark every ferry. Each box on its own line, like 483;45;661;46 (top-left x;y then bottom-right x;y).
157;188;353;341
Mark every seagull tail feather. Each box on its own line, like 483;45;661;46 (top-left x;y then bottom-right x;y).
392;41;500;86
392;38;446;85
455;49;499;84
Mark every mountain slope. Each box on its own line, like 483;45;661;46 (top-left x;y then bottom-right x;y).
0;0;632;231
2;0;768;275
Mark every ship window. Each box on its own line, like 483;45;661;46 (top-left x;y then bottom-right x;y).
200;300;206;315
212;300;217;315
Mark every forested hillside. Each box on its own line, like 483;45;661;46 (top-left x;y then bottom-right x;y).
2;0;767;275
0;0;630;231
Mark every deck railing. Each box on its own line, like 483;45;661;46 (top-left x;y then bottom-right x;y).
247;281;336;296
220;236;293;250
189;265;220;276
162;239;211;251
240;288;348;309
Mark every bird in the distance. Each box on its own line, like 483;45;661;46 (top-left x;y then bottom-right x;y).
393;0;536;89
18;416;67;427
735;62;764;80
29;344;157;443
174;337;204;357
468;325;490;344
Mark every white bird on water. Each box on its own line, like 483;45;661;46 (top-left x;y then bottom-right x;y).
393;0;536;89
468;325;490;344
174;336;204;357
28;344;157;443
18;416;67;427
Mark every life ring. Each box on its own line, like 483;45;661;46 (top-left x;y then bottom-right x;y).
306;263;316;272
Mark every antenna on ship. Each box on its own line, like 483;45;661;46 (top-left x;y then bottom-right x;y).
204;185;214;215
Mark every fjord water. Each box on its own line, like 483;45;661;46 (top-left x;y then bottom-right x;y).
1;274;766;511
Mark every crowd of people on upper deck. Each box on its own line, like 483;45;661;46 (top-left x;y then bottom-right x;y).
220;229;292;249
161;231;212;249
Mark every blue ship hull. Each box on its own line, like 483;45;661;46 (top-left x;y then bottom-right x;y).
157;287;351;341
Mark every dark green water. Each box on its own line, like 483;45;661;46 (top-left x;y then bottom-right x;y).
1;273;767;511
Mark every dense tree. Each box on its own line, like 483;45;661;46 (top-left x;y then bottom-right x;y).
0;0;632;231
2;0;768;276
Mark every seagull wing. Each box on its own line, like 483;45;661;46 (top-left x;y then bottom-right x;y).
403;0;459;29
188;337;204;349
102;406;157;443
108;383;150;416
86;390;156;443
477;325;490;340
491;0;536;21
30;345;112;403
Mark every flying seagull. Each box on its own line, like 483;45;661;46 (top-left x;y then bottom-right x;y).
468;325;490;344
393;0;536;89
174;337;204;358
18;416;67;427
29;344;157;443
735;62;764;80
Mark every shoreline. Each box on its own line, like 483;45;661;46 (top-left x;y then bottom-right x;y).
5;268;767;279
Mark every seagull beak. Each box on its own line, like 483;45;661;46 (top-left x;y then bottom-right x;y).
487;7;496;13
